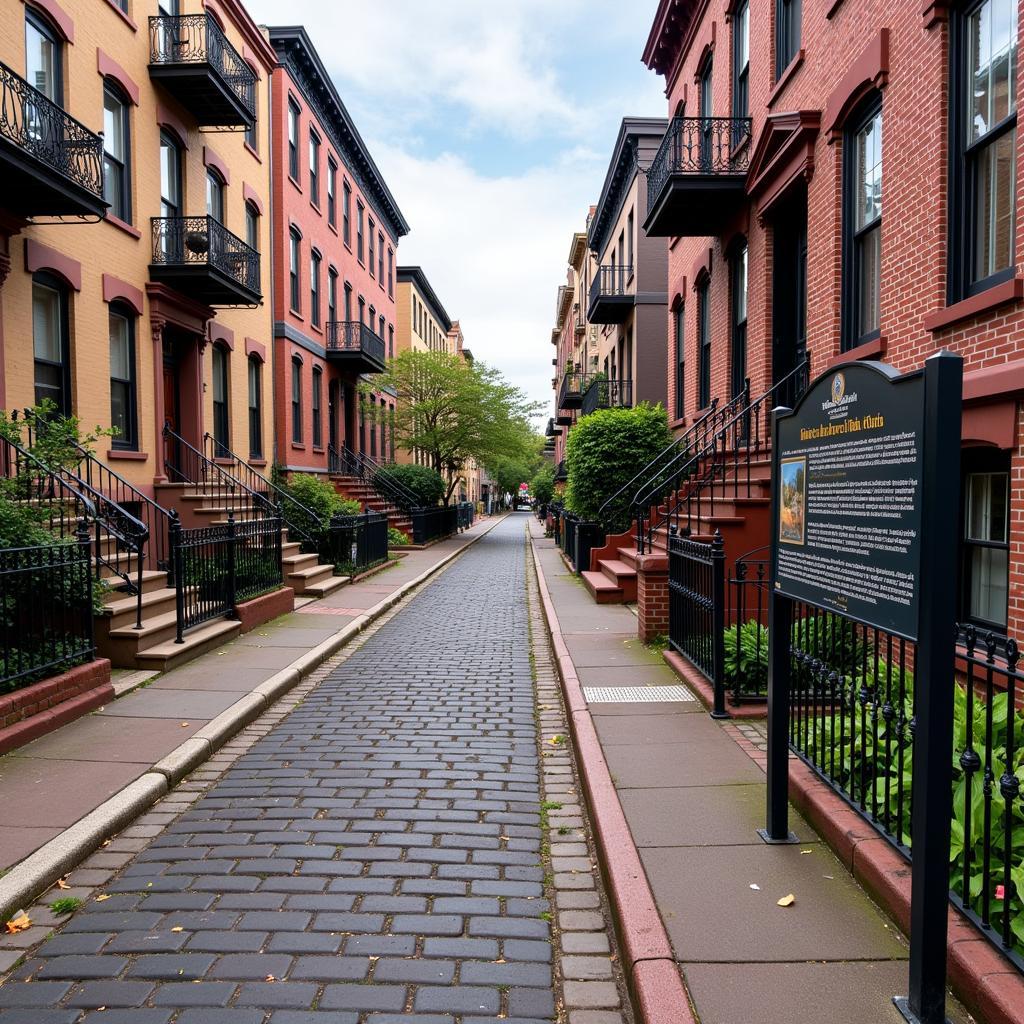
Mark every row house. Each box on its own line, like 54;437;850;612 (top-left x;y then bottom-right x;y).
0;0;276;494
642;0;1024;638
267;26;408;474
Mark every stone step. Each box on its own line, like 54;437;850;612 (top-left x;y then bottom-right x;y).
598;559;637;602
101;585;178;632
581;570;626;604
286;562;336;594
133;617;242;672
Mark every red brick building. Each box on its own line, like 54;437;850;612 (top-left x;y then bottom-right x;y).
643;0;1022;637
267;27;408;473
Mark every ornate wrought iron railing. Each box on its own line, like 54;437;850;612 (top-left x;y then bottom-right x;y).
328;442;418;511
647;115;752;208
325;321;387;366
148;13;256;119
588;264;633;308
0;59;104;201
557;370;593;410
581;378;633;417
151;215;260;296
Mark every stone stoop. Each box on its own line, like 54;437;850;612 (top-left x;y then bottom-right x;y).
329;472;414;537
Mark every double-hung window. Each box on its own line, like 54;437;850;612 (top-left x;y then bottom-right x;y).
951;0;1018;298
211;345;229;454
248;356;262;458
342;181;351;245
289;230;301;312
327;158;337;227
33;273;70;414
697;278;711;410
674;303;685;420
291;357;303;444
103;83;131;222
312;367;323;448
287;99;300;181
109;305;137;449
962;461;1010;628
730;243;748;397
308;130;320;206
368;217;376;277
775;0;801;79
733;1;749;122
843;101;882;349
310;250;322;328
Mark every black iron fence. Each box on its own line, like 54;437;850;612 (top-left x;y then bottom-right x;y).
151;215;260;297
647;115;752;208
0;531;95;691
148;13;256;118
411;506;458;545
319;512;388;575
456;502;475;530
0;59;105;202
728;547;770;704
170;511;282;642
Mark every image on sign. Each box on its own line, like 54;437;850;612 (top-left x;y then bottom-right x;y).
779;457;806;545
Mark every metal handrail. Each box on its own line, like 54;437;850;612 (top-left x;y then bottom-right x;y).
203;435;323;549
325;321;387;366
0;59;104;200
328;442;419;510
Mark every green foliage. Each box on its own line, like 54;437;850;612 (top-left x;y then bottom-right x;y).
0;400;116;472
50;897;83;916
388;526;410;547
274;471;360;542
530;464;556;506
723;620;769;696
564;403;672;524
378;464;445;508
365;350;543;502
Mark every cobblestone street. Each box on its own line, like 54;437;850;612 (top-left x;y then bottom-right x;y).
0;515;626;1024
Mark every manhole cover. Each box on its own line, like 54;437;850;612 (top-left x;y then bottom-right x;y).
582;685;695;703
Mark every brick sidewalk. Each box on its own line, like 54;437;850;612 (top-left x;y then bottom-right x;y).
528;520;973;1024
0;519;499;878
0;514;633;1023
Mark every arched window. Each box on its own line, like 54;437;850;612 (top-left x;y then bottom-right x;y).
310;249;322;328
103;82;132;223
109;303;137;449
211;345;230;454
312;366;323;449
25;7;62;104
248;355;262;458
729;239;748;398
245;200;260;251
32;271;70;414
206;168;225;224
696;275;711;410
673;299;685;420
291;356;303;444
289;229;301;312
732;0;749;121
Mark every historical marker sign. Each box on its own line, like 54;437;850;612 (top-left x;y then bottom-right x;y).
770;361;925;640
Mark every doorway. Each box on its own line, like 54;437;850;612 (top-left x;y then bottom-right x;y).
162;338;181;476
771;185;807;407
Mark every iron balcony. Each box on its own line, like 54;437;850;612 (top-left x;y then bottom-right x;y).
148;14;256;128
0;60;106;218
150;215;261;306
581;378;633;416
587;265;634;324
326;321;387;375
558;370;593;411
645;116;751;237
544;417;560;438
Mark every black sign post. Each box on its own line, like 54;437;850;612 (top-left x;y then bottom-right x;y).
763;351;962;1024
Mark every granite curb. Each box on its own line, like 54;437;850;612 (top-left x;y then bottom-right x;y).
529;533;697;1024
0;515;504;926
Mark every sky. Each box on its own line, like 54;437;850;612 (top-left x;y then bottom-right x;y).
244;0;667;428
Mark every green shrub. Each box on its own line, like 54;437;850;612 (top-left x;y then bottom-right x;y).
388;526;410;547
531;464;556;506
564;403;672;526
275;472;360;542
376;464;445;507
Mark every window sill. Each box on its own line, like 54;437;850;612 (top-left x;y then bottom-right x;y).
669;415;689;430
343;240;353;254
105;213;142;239
310;322;323;335
213;457;234;466
312;446;325;454
103;0;137;30
924;278;1024;331
107;448;147;461
249;457;267;466
290;442;306;451
310;200;322;215
289;310;304;322
826;0;846;17
768;49;805;108
327;221;338;236
244;141;261;163
289;175;302;194
827;334;886;368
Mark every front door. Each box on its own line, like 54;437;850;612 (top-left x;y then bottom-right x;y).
328;379;339;451
771;185;807;407
162;340;181;476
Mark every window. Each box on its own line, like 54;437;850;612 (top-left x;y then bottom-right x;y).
388;324;394;359
843;100;882;349
25;8;61;103
109;306;136;449
289;229;301;312
369;396;377;458
312;367;323;448
245;201;259;250
32;273;69;414
357;201;365;262
103;84;131;222
244;86;257;152
379;315;385;340
730;243;748;397
378;233;384;282
327;158;337;227
951;0;1018;297
248;356;262;458
775;0;801;79
310;250;322;328
291;356;303;443
344;282;352;321
328;267;338;324
308;129;320;206
206;169;224;223
962;459;1010;628
211;344;229;454
699;57;713;169
387;248;394;296
342;181;351;245
674;303;685;420
369;305;376;334
627;210;634;271
358;296;365;324
159;130;182;218
733;0;750;120
697;277;711;410
368;217;375;276
287;99;300;181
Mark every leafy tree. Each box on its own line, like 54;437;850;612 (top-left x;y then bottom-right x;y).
364;351;542;503
564;404;672;525
531;463;556;506
376;463;445;508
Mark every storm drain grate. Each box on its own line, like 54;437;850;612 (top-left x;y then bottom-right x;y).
582;685;695;703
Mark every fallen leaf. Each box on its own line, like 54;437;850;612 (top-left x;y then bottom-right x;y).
800;849;813;855
4;912;30;934
56;878;70;890
180;722;190;728
95;895;111;903
265;974;276;983
749;883;761;891
777;894;796;907
171;926;184;933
